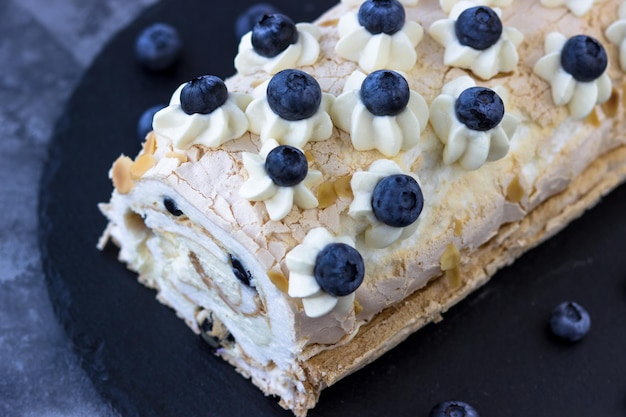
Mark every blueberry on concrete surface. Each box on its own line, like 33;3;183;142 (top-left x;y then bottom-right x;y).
180;75;228;115
372;174;423;228
454;6;502;51
561;35;608;82
360;70;410;116
135;23;182;71
229;254;254;287
235;3;281;40
163;197;183;216
358;0;406;36
429;400;480;417
251;13;299;58
454;87;504;131
267;69;322;121
314;243;365;297
549;301;591;342
265;145;309;186
137;104;166;141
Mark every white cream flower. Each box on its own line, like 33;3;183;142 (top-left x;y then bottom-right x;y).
533;32;612;119
286;228;362;318
240;139;322;221
605;2;626;72
429;1;523;80
234;23;321;76
335;10;424;73
341;0;419;7
429;76;519;170
439;0;512;13
349;159;423;248
330;71;429;157
153;83;251;150
540;0;594;17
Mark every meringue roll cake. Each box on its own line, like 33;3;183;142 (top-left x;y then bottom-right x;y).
99;0;626;415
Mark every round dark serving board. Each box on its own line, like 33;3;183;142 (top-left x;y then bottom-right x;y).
39;0;626;416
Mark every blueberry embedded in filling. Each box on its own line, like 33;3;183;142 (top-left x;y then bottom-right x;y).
358;0;406;36
360;70;410;116
454;6;502;51
264;145;309;187
454;87;505;132
371;174;423;228
251;13;299;58
229;254;254;287
560;35;608;82
180;75;228;115
163;197;184;216
266;69;322;121
313;243;365;297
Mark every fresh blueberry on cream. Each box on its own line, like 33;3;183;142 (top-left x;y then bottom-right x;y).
235;3;281;40
135;23;182;71
267;69;322;121
360;70;410;116
358;0;406;35
560;35;608;82
549;301;591;342
314;243;365;297
180;75;228;115
251;14;299;58
454;86;505;132
454;6;502;51
264;145;309;187
429;400;480;417
372;175;423;228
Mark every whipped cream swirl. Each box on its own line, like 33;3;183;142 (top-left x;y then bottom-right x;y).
152;83;252;150
335;10;424;73
240;139;321;221
330;71;429;157
429;2;523;80
606;2;626;72
286;228;359;318
341;0;419;7
234;23;321;76
440;0;513;13
533;32;612;119
429;76;519;170
540;0;594;16
245;79;334;148
349;159;422;248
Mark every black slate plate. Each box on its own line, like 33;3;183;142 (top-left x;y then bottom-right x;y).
39;0;626;416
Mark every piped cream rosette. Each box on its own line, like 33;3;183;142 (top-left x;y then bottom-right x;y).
540;0;594;17
439;0;513;13
605;2;626;72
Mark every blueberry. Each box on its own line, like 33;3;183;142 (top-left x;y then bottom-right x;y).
454;87;504;131
135;23;182;71
314;243;365;297
265;145;309;187
251;14;298;58
372;174;423;228
561;35;608;82
360;70;410;116
549;301;591;342
358;0;406;35
163;197;183;216
137;104;166;141
429;401;480;417
235;3;282;40
180;75;228;115
229;254;254;287
267;69;322;121
454;6;502;51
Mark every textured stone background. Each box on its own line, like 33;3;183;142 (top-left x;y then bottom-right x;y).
1;1;155;415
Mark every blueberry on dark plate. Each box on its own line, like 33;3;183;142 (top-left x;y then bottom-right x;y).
429;400;480;417
235;3;281;40
137;104;166;141
163;197;183;216
358;0;406;35
229;254;254;287
135;23;182;71
267;69;322;121
454;86;504;131
180;75;228;115
251;13;298;58
265;145;309;187
454;6;502;51
360;70;410;116
560;35;608;82
372;174;423;228
314;243;365;296
549;301;591;342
